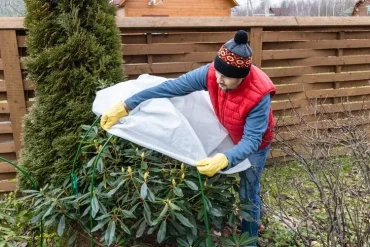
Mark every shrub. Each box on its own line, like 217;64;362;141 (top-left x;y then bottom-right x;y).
18;125;252;246
19;0;124;188
262;99;370;246
0;192;33;246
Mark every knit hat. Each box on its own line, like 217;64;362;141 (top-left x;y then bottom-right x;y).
214;30;253;78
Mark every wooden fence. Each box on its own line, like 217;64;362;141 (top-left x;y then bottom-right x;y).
1;16;370;193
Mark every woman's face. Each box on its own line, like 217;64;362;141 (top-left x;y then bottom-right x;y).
215;70;244;91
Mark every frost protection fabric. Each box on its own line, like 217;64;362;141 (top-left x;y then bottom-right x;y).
92;74;251;174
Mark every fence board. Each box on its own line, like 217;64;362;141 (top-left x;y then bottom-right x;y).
263;39;370;50
272;71;370;84
250;27;263;67
262;49;336;60
341;80;370;88
124;53;215;64
342;64;370;72
0;142;15;153
305;101;369;114
0;162;15;173
0;181;16;192
0;134;14;143
264;66;335;78
16;35;26;47
263;31;338;42
0;80;34;92
122;43;222;55
345;31;370;40
0;173;15;180
122;32;236;44
116;16;299;28
295;17;370;26
124;62;206;75
275;84;304;94
0;123;12;134
120;28;249;34
262;55;370;68
0;103;9;113
0;17;23;29
305;87;370;98
0;81;5;92
0;30;27;159
0;92;6;101
344;48;370;56
272;100;301;111
263;27;370;32
153;53;217;63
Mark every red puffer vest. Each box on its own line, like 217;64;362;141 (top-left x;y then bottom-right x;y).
207;62;276;149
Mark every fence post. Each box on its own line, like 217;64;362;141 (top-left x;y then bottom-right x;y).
249;27;263;68
334;31;344;104
0;30;27;160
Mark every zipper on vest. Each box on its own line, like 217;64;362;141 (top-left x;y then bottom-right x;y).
221;91;228;124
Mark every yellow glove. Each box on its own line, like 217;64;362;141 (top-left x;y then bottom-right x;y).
195;153;229;177
100;102;129;130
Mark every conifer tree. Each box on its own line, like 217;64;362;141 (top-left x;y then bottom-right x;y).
19;0;124;188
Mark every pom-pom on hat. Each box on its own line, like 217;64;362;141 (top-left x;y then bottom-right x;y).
214;30;253;78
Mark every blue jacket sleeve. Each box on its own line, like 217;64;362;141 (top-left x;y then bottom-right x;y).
224;94;271;168
124;64;209;110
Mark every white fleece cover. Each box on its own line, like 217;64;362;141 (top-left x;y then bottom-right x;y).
92;74;251;174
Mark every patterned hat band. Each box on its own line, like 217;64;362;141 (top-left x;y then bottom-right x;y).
217;45;252;69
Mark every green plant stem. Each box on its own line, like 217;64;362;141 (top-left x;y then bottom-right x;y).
89;135;113;247
197;171;212;247
71;117;100;196
128;173;141;198
0;156;38;189
187;192;201;202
